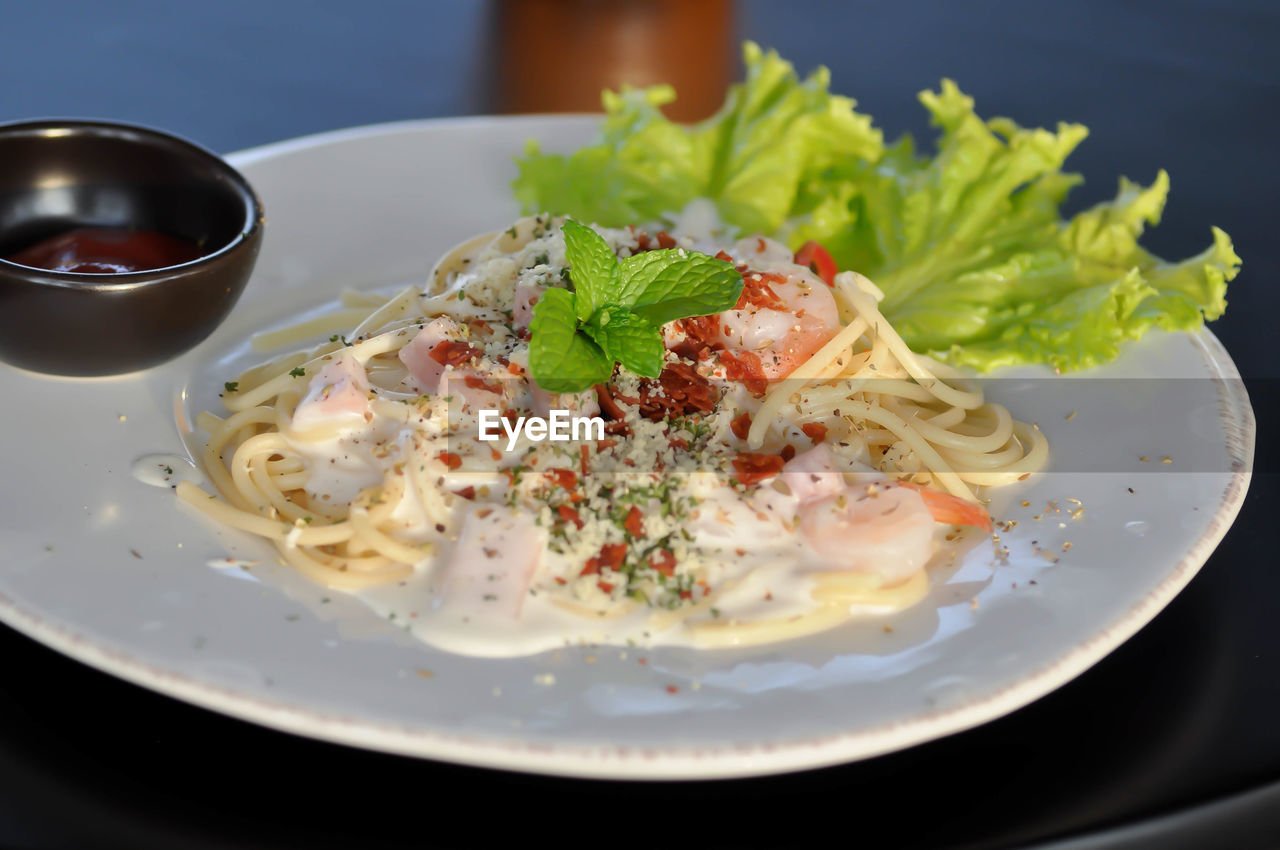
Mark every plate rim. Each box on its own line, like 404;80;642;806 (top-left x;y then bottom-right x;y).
0;117;1256;780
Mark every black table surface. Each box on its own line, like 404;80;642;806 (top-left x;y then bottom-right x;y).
2;2;1277;848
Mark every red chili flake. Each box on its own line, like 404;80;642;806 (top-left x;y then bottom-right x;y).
730;412;753;440
597;580;614;594
463;374;503;394
546;467;577;490
800;423;828;443
656;230;677;249
780;444;797;462
635;231;651;251
720;349;768;396
452;486;476;500
437;451;462;470
650;549;677;577
756;236;767;252
732;452;786;486
624;506;644;537
597;438;618;450
506;360;524;375
490;447;501;461
557;504;583;529
669;437;689;450
579;444;590;477
666;685;679;694
428;340;482;367
679;589;692;599
554;577;567;585
467;319;493;338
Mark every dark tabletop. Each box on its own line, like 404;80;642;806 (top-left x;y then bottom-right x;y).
2;2;1278;848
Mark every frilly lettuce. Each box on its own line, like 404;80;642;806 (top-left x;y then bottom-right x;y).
513;42;882;241
513;44;1240;372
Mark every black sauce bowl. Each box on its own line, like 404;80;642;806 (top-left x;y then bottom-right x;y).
0;120;264;376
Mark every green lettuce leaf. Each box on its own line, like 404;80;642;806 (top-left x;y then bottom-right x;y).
513;42;882;237
514;49;1240;373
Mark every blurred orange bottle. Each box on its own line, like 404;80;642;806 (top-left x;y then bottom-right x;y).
489;0;734;122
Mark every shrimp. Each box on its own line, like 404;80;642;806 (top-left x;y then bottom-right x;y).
779;443;849;505
716;262;840;380
799;485;937;585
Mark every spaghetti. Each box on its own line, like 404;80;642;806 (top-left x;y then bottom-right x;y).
179;215;1047;653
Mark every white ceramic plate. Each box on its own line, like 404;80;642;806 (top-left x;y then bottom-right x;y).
0;118;1253;779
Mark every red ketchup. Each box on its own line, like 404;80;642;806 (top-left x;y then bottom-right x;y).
4;227;203;273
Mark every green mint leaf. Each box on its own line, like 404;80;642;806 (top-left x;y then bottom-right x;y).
582;309;666;378
562;219;619;321
617;249;743;326
528;286;613;393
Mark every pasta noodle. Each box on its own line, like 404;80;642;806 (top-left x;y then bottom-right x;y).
180;216;1047;653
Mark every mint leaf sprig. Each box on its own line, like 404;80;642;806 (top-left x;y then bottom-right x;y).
528;220;742;394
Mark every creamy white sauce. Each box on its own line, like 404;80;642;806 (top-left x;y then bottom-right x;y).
223;219;978;657
339;454;951;657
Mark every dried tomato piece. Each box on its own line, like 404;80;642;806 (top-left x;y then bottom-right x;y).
669;313;721;361
595;383;629;420
800;423;828;443
428;340;482;367
731;452;786;486
462;374;503;394
624;506;644;537
734;270;787;311
581;542;628;576
650;549;677;577
545;467;578;490
557;504;584;529
720;349;768;396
